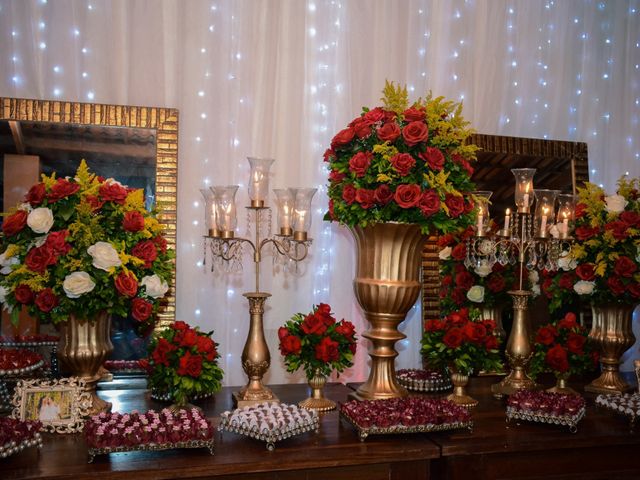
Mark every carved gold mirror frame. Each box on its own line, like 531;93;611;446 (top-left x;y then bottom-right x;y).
0;97;178;325
422;133;589;321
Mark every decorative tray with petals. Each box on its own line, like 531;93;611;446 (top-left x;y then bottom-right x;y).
0;418;43;458
339;397;473;441
396;368;452;392
84;408;214;462
218;402;319;451
595;393;640;427
0;349;45;376
506;391;586;433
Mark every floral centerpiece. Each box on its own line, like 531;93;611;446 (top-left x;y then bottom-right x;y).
0;160;174;328
278;303;356;410
529;312;597;394
0;417;42;458
142;321;224;407
324;81;478;233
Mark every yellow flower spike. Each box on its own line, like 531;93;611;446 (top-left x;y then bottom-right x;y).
75;159;96;188
377;173;392;183
124;189;145;211
4;244;19;258
380;80;409;116
372;143;399;160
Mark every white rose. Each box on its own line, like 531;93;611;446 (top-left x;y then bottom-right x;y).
528;270;539;284
439;247;452;260
531;284;541;296
0;249;19;275
140;275;169;299
467;285;485;303
27;207;54;234
87;242;122;270
558;253;576;271
474;260;492;278
63;271;96;298
604;194;628;214
574;280;595;295
0;285;7;303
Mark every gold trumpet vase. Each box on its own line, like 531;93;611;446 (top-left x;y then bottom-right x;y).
350;223;426;401
299;369;336;412
447;369;478;408
58;311;113;414
547;373;578;396
584;304;636;394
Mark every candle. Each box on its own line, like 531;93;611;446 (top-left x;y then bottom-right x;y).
522;182;531;207
282;203;291;229
477;213;484;234
504;208;511;234
251;171;263;201
562;214;569;236
295;209;306;231
540;207;549;235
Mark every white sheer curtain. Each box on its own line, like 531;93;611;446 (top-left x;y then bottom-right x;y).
1;0;638;386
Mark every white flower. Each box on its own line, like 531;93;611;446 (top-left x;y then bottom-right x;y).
531;284;541;296
0;248;19;275
558;253;576;271
549;224;560;239
18;203;32;212
528;270;539;284
474;260;492;277
63;271;96;298
574;280;596;295
140;275;169;299
636;246;640;264
27;207;54;234
438;246;452;260
466;285;485;303
604;194;628;214
0;286;7;303
87;242;122;270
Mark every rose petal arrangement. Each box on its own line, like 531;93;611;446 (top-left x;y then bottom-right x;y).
0;417;43;459
0;160;174;330
396;368;452;392
506;390;586;432
0;334;59;346
324;81;478;234
0;348;44;375
103;359;144;372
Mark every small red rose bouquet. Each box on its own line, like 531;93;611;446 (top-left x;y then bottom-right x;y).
278;303;357;380
143;321;224;406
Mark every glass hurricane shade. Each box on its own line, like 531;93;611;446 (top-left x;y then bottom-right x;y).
473;191;492;235
273;188;295;236
556;194;575;238
200;188;218;236
511;168;536;212
247;157;275;207
211;185;239;234
533;189;559;238
291;188;317;233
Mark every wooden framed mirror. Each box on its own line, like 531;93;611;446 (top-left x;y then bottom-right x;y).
422;133;589;321
0;97;178;358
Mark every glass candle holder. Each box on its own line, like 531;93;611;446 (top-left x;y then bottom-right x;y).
200;188;219;237
533;189;559;238
556;193;575;239
473;191;492;236
273;188;295;236
291;188;317;241
247;157;275;208
511;168;536;213
211;185;239;238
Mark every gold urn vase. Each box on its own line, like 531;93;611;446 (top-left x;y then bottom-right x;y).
584;304;636;394
350;223;426;401
299;369;336;412
58;311;113;414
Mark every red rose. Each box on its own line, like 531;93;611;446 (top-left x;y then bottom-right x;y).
85;195;105;212
541;277;553;299
48;178;80;202
25;245;56;274
131;297;153;321
331;127;355;149
196;336;217;361
180;329;198;347
620;211;640;227
25;183;46;207
374;184;394;205
419;189;440;216
99;182;128;204
177;351;203;377
2;210;28;237
614;256;637;277
558;272;575;290
45;230;71;255
445;194;465;218
152;338;175;366
328;199;335;219
535;325;557;345
394;184;421;208
355;188;376;209
575;263;596;281
451;288;466;305
566;332;586;354
443;328;464;348
123;211;146;232
335;320;356;339
438;234;455;248
452;154;474;176
152;235;168;254
574;225;600;241
342;184;356;205
627;282;640;298
315;336;340;362
323;149;335;162
173;320;189;331
448;310;468;324
390;153;416;176
402;121;429;146
329;169;346;183
402;107;426;122
35;288;58;312
301;313;327;335
487;274;506;293
482;319;497;332
115;271;138;297
442;275;453;287
278;326;290;341
451;243;467;260
604;220;629;240
14;284;34;304
363;107;387;123
558;312;578;330
455;270;473;290
607;276;626;296
419;147;445;171
574;203;587;219
545;344;569;373
376;122;401;143
424;319;445;332
350;117;374;138
484;335;499;350
279;334;302;355
316;303;332;318
132;240;158;268
349;151;373;177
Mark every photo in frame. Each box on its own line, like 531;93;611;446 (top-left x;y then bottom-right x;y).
11;377;92;433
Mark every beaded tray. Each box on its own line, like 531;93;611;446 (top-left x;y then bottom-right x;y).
595;393;640;427
339;397;473;441
505;391;586;433
0;418;43;459
396;368;452;392
218;402;319;451
87;439;214;463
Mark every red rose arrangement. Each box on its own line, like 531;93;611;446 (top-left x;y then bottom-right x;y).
529;312;598;380
324;81;478;234
142;321;224;406
278;303;357;380
420;308;502;375
0;161;173;331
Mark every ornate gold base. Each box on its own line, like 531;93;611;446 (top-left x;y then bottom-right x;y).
87;389;112;416
446;392;478;409
448;371;478;408
233;388;280;409
298;396;336;412
348;378;409;402
584;372;633;395
491;371;538;398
